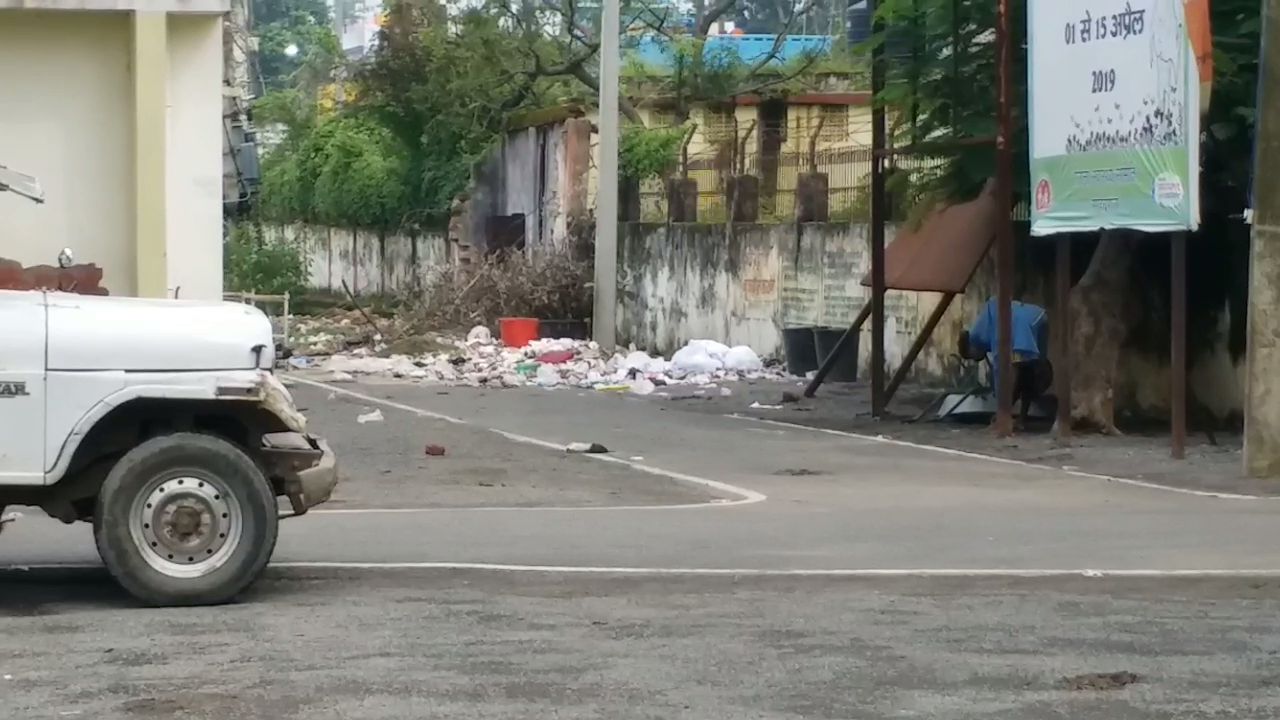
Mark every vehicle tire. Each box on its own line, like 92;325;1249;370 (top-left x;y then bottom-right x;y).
93;432;278;606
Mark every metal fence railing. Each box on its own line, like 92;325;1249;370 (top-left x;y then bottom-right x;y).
637;145;947;223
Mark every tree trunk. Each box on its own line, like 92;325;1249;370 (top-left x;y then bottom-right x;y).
1066;231;1138;433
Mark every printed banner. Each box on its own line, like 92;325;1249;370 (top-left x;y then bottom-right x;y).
1028;0;1203;235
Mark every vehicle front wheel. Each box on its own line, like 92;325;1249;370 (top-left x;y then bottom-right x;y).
94;433;279;606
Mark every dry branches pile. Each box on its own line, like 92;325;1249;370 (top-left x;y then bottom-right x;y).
400;250;592;334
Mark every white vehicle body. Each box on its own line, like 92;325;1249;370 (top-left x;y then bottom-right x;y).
2;292;297;484
0;289;336;605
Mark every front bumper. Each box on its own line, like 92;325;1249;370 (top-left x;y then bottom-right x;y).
261;433;339;517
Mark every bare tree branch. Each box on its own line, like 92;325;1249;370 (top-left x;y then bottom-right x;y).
736;52;823;96
570;64;644;123
696;0;739;37
745;0;821;76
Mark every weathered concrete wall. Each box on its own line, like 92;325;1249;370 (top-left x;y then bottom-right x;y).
617;224;783;357
616;222;991;383
468;122;574;254
264;224;449;296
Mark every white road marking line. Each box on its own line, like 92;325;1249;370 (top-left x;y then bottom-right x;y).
292;377;766;508
312;499;739;515
730;414;1271;501
9;562;1280;578
268;563;1280;577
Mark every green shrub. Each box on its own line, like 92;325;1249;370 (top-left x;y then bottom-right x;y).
224;224;308;297
257;114;410;229
620;125;685;182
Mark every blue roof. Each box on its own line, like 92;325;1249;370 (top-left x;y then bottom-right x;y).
628;34;833;71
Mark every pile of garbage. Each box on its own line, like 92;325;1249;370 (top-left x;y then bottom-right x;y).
287;310;377;355
289;325;786;392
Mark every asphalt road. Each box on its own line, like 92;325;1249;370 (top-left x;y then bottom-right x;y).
6;569;1280;719
4;377;1280;719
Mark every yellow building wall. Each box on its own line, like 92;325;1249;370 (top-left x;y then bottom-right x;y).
585;101;880;221
0;9;224;299
166;13;225;300
0;11;135;293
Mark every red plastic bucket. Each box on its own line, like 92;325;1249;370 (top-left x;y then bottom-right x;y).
499;317;540;348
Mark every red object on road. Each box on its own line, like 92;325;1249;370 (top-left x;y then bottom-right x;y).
537;350;575;364
499;317;540;348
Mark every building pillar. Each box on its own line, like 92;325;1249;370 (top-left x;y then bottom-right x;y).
1244;0;1280;477
132;11;168;298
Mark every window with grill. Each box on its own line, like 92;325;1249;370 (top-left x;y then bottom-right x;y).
818;106;848;142
647;109;676;129
702;107;736;142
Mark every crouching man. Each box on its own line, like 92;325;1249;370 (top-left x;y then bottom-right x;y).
957;298;1054;428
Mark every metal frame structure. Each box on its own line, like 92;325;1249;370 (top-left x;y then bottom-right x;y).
844;0;1187;458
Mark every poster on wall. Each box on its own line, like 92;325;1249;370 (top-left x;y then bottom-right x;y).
1027;0;1208;235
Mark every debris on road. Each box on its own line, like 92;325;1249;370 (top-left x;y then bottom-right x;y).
749;402;784;410
424;444;447;456
291;327;787;392
356;408;385;424
537;350;575;364
566;442;609;454
781;390;802;404
1061;671;1141;691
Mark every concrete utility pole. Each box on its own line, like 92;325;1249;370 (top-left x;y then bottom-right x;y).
592;0;621;351
1245;0;1280;476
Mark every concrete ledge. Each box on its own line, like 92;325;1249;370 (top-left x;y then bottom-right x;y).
0;0;227;13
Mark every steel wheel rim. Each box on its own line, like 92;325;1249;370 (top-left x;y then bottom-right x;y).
127;473;244;579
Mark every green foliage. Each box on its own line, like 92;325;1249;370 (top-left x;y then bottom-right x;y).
259;115;411;228
1202;0;1261;216
356;6;545;224
253;89;317;133
868;0;1258;219
224;224;308;297
254;3;341;93
867;0;1027;207
621;125;685;181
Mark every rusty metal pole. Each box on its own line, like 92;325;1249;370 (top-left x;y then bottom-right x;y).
1171;231;1188;459
993;0;1015;435
1054;234;1072;440
870;8;888;418
885;292;957;403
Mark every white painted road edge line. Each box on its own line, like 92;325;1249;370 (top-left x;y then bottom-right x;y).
730;414;1271;501
291;377;767;508
11;562;1280;578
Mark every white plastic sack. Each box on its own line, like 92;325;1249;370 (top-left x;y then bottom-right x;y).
629;376;656;395
723;345;764;372
622;350;654;371
670;344;723;376
686;339;731;361
466;325;493;343
534;363;562;387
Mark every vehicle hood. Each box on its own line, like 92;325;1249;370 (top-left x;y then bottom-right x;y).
46;294;275;371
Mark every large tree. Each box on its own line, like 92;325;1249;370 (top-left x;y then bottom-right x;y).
481;0;835;125
253;0;341;92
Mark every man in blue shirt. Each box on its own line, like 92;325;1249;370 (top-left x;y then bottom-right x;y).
957;298;1055;427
